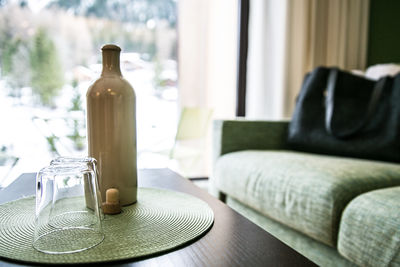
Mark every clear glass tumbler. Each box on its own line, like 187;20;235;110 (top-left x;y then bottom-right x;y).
33;164;104;254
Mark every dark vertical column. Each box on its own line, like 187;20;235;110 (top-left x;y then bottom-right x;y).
236;0;250;117
367;0;400;66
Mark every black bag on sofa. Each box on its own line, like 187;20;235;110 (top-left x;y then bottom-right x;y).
287;66;400;163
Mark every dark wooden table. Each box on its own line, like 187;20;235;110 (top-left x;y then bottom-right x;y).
0;169;317;266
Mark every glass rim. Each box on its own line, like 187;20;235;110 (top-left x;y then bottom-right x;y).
50;156;97;164
33;227;104;254
38;164;92;175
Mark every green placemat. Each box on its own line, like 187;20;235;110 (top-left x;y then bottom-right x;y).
0;187;214;264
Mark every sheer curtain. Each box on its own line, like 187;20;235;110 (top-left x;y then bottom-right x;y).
177;0;238;177
246;0;370;120
178;0;238;119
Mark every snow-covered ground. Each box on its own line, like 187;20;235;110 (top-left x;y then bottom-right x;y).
0;60;178;187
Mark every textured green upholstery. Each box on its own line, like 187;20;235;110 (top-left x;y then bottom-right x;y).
212;119;289;162
214;150;400;247
338;187;400;266
210;119;289;198
212;119;400;266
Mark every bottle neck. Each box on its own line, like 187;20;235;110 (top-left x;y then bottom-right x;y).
101;50;122;77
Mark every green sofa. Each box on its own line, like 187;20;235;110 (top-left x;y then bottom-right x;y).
211;119;400;266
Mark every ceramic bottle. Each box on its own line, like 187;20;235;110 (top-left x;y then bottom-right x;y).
86;44;137;206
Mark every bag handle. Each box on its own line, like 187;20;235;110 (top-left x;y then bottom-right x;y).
325;68;387;139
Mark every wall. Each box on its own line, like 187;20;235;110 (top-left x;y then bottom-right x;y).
367;0;400;66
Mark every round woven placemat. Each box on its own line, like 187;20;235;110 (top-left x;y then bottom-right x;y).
0;187;214;264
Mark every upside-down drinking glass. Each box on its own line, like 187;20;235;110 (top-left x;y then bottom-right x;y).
33;164;104;254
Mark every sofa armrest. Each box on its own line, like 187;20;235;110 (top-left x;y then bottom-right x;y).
213;119;289;161
210;119;289;199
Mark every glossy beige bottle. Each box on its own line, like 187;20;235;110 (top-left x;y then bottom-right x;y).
86;44;137;206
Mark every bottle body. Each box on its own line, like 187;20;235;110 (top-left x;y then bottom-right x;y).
86;45;137;205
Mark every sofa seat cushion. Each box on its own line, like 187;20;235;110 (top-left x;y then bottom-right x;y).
214;150;400;247
338;187;400;266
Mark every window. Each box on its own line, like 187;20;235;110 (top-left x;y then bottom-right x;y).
0;0;178;187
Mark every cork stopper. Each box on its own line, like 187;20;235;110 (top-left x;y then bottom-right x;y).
102;188;121;214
